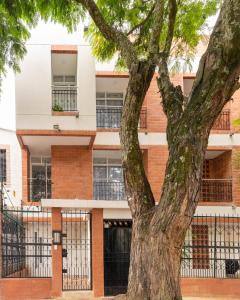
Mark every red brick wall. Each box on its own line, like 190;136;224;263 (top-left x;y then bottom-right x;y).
145;74;183;132
0;278;52;300
209;151;232;179
147;146;169;200
181;278;240;298
232;147;240;206
51;146;93;199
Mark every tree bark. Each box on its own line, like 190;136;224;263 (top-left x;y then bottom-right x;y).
119;1;240;299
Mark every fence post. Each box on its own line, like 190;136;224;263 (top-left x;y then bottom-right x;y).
51;207;62;297
213;215;217;278
0;180;3;278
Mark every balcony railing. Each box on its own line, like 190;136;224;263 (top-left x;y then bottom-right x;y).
212;110;230;130
29;178;52;202
200;179;232;202
94;181;126;200
52;86;77;111
96;107;147;129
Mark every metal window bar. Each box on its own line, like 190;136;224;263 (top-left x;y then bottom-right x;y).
0;149;6;182
181;215;240;279
96;107;147;129
1;206;52;278
94;182;126;201
200;179;232;202
52;86;77;111
29;178;52;202
212;110;230;130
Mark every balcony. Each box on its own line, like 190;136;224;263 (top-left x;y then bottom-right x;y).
200;179;232;202
29;178;52;202
212;110;230;130
94;181;126;200
96;107;147;129
52;85;77;112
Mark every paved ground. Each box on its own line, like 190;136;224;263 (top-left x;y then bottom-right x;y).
41;292;239;300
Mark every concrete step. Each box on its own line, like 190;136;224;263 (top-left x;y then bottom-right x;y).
58;291;95;300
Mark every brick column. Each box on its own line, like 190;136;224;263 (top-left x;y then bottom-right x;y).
92;208;104;297
232;147;240;206
51;207;62;297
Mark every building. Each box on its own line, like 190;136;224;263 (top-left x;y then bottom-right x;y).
1;38;240;299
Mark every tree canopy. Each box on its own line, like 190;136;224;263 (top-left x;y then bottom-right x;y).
0;0;219;75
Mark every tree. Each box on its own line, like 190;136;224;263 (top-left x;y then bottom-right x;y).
74;1;240;299
1;0;240;299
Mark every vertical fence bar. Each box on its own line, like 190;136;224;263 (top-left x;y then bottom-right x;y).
0;180;3;278
213;215;217;278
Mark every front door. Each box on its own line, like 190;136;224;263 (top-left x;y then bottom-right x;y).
104;220;132;296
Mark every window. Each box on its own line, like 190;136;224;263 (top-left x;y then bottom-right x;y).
96;92;124;128
0;149;6;182
30;156;51;201
192;224;209;269
93;157;123;182
52;75;77;112
93;152;125;200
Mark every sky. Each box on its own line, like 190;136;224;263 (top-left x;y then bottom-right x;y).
0;14;218;131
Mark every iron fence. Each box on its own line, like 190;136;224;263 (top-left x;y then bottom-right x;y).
52;86;77;111
96;107;147;129
212;110;230;130
200;179;232;202
182;215;240;278
94;181;126;200
1;206;52;278
29;178;52;202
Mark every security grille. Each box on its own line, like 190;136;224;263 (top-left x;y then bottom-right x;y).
62;210;92;290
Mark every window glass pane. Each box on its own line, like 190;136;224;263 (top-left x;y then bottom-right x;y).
94;166;107;181
106;92;123;99
108;166;123;182
96;100;105;106
108;158;122;165
106;100;123;107
0;149;6;182
93;157;107;164
31;157;41;164
96;92;105;98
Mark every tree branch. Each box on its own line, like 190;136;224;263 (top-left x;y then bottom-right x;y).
127;4;155;36
148;0;165;57
164;0;177;55
76;0;138;68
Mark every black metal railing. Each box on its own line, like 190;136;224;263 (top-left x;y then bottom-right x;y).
29;178;52;202
182;215;240;278
1;206;52;278
96;107;147;129
200;179;232;202
94;181;126;200
212;110;230;130
52;86;77;111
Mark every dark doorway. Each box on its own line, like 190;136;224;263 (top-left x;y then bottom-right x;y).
104;220;132;296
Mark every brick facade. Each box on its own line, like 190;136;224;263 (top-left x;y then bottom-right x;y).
51;146;93;199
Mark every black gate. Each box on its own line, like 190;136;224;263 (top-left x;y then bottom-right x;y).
62;210;92;290
104;220;132;296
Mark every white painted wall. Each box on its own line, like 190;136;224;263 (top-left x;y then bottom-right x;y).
16;44;96;131
0;129;22;205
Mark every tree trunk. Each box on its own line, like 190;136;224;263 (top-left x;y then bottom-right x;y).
126;219;183;300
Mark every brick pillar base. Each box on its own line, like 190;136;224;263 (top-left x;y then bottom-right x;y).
92;209;104;297
51;207;62;297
